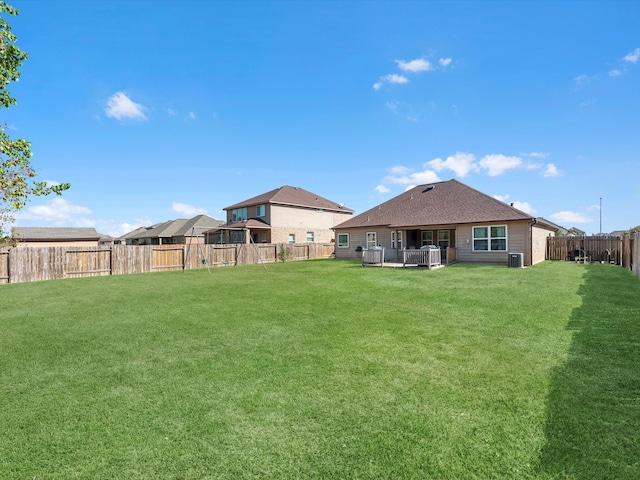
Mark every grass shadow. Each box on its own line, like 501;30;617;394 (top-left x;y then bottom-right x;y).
537;265;640;479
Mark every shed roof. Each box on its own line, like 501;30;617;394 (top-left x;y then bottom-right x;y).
334;179;538;229
12;227;102;241
225;186;354;214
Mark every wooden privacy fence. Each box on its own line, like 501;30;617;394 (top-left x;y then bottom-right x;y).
0;243;335;284
547;234;638;276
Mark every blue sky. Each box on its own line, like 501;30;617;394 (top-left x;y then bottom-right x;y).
6;1;639;236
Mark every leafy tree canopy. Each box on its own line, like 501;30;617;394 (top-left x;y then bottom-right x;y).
1;1;70;239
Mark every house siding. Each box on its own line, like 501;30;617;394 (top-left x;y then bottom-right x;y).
531;223;554;265
269;205;352;244
336;221;536;265
15;240;100;248
456;221;529;265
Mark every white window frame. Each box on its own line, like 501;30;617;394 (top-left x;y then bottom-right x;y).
288;233;295;244
306;231;314;242
391;231;396;249
473;225;507;251
337;233;349;248
366;232;377;249
398;231;403;250
256;204;265;217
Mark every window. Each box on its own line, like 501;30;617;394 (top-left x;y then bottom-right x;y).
398;231;403;250
421;231;433;246
231;207;247;222
288;234;295;244
260;233;268;243
366;232;377;249
256;204;265;217
437;230;450;248
231;231;244;243
473;225;507;251
337;233;349;248
306;231;314;242
391;231;396;249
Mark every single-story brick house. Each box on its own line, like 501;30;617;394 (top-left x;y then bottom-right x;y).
333;179;560;267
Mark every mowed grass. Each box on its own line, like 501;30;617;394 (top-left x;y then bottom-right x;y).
1;260;639;479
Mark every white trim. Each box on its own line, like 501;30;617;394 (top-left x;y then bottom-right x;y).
472;225;507;251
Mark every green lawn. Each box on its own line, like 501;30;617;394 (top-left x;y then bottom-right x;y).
1;260;639;479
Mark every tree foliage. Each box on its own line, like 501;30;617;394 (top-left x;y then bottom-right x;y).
1;2;69;238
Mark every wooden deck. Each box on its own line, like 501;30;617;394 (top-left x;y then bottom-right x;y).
362;247;445;269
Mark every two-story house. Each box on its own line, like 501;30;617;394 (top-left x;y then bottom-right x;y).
208;186;353;245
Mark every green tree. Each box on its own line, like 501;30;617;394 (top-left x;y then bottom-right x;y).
1;2;69;238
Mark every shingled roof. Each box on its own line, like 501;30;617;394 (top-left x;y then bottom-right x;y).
121;214;224;241
225;186;353;213
334;179;535;229
12;227;103;241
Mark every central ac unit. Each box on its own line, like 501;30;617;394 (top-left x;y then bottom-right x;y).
508;253;524;268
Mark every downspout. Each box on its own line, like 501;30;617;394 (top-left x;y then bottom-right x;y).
528;217;537;266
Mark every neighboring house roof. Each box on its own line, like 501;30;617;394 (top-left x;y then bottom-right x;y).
334;179;546;229
567;227;586;236
12;227;102;241
121;214;224;241
225;185;354;213
213;218;272;231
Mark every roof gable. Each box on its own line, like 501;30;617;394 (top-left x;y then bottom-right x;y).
225;186;354;213
335;179;534;229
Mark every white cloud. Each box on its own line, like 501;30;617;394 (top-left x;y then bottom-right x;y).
623;47;640;63
543;163;561;178
550;211;592;224
478;154;522;176
492;194;536;214
388;165;412;175
609;69;624;77
172;202;208;216
109;218;151;238
15;198;92;223
426;152;478;178
105;92;147;121
375;185;390;194
439;57;452;67
510;201;536;214
384;167;440;186
188;111;196;120
573;74;598;87
373;74;409;90
396;58;433;72
526;152;548;159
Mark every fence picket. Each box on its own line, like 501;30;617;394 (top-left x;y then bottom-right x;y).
0;243;336;284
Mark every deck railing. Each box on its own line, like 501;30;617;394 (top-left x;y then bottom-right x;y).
403;248;441;268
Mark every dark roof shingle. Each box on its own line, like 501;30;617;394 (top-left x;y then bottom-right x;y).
225;186;353;213
334;179;534;229
12;227;102;241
